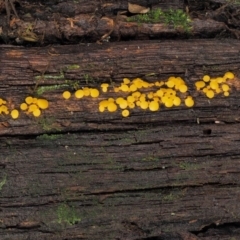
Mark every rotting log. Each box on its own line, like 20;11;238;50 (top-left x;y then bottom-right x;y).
0;39;240;240
0;0;239;44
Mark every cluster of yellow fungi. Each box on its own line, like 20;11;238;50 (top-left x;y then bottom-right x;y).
4;72;234;120
195;72;234;98
98;77;194;117
62;87;100;100
20;96;49;118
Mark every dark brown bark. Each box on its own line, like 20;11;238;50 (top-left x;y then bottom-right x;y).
1;1;240;240
0;39;240;240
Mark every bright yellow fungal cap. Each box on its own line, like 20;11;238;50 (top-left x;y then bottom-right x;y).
224;91;229;97
165;99;173;108
28;104;38;112
83;87;90;96
210;81;219;90
25;96;33;105
101;83;109;88
173;97;181;106
203;75;210;82
114;87;120;92
122;109;130;117
224;72;234;80
215;88;221;93
37;99;49;109
75;89;84;98
127;96;135;103
20;103;28;111
99;100;109;108
195;81;205;90
129;84;137;92
108;98;115;102
128;102;135;109
222;84;230;92
206;90;214;98
179;84;188;93
156;89;164;97
63;91;71;99
11;109;19;119
166;80;175;88
120;84;129;92
185;96;194;107
142;81;149;88
149;101;159;111
32;98;38;104
116;97;124;104
107;102;117;112
217;77;223;83
123;78;130;84
119;100;128;109
90;89;99;98
0;105;9;114
99;105;105;112
147;92;154;99
132;91;141;98
33;108;41;117
140;101;148;109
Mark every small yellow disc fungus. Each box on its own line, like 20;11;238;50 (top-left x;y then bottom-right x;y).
185;96;194;107
63;91;71;99
32;98;38;104
165;99;173;108
139;94;146;102
140;101;148;110
195;81;205;90
203;75;210;82
136;101;141;106
149;101;159;111
147;92;154;99
222;84;230;92
224;91;229;97
179;84;188;93
83;87;90;96
127;96;135;103
215;88;221;94
75;89;84;99
20;103;28;111
132;91;141;98
0;105;9;114
116;97;124;105
203;87;208;93
90;89;99;98
224;71;234;80
121;84;129;92
108;98;115;102
129;84;137;92
11;109;19;119
217;77;223;83
99;105;105;112
210;81;219;90
101;83;109;93
128;102;135;109
119;100;128;109
28;104;38;112
107;102;117;112
173;97;181;106
123;78;130;84
33;108;41;117
122;109;130;117
37;99;49;109
206;90;214;99
99;100;109;108
166;80;175;88
25;96;33;104
114;87;120;92
156;89;164;97
142;81;149;88
0;98;3;105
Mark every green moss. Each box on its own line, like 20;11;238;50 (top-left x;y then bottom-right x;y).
37;133;63;141
127;8;192;32
57;203;81;225
0;174;7;191
36;84;69;95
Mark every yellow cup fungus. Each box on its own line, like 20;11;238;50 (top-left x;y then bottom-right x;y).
33;108;41;117
149;101;159;111
122;109;130;117
179;84;188;93
75;89;84;99
37;99;49;110
185;96;194;107
63;91;71;100
25;96;33;105
101;83;109;93
83;87;91;96
11;109;19;119
203;75;210;82
90;89;99;98
206;90;214;99
224;71;234;80
107;102;117;112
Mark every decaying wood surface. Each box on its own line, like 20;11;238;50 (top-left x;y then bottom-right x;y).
1;0;240;239
0;39;240;240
